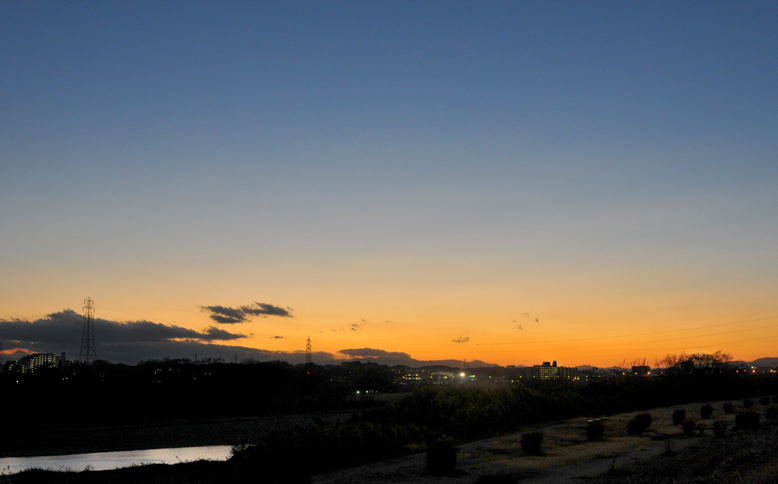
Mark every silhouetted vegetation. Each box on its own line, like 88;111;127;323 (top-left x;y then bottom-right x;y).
761;396;770;406
700;404;713;419
735;410;761;430
681;419;697;436
627;414;652;436
520;431;544;455
723;402;735;414
743;399;754;409
657;351;733;376
230;420;428;482
586;420;606;441
713;419;727;438
672;409;686;425
3;352;778;480
0;359;396;437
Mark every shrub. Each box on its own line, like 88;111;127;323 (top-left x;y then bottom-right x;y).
764;406;778;422
695;422;706;436
520;431;544;455
586;420;605;441
700;405;713;420
627;414;652;436
713;420;727;438
723;402;735;414
426;440;457;476
761;396;770;406
636;413;653;427
735;410;760;430
743;399;754;409
681;419;697;436
672;409;686;425
230;421;428;479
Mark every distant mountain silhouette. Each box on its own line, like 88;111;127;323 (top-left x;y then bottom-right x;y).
749;357;778;367
342;356;499;368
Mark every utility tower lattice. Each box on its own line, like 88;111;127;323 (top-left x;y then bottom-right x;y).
80;297;97;364
306;337;312;364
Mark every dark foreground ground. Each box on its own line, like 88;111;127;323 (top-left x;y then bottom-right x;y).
5;408;777;484
589;424;778;484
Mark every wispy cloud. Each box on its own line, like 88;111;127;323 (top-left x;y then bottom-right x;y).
200;302;293;324
330;321;364;333
513;312;540;330
241;303;293;318
452;336;470;343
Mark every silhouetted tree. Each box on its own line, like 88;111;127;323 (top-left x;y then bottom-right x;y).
658;351;732;376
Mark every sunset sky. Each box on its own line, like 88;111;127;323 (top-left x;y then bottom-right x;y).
2;2;777;367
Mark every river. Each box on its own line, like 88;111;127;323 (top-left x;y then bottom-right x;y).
0;445;233;475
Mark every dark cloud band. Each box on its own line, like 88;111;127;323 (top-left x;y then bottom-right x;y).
0;310;248;363
200;302;293;324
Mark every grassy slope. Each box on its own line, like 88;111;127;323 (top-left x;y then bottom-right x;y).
6;399;777;484
590;425;778;484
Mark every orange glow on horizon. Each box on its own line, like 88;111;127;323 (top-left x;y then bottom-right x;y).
1;279;776;368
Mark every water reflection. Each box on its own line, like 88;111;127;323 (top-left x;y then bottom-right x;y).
0;445;233;475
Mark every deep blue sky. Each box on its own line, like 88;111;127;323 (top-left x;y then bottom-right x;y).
2;2;777;366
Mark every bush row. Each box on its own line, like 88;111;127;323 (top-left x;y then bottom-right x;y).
231;421;429;481
231;381;778;480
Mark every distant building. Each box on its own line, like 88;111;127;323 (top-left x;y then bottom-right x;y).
15;353;58;373
577;367;600;382
506;366;530;381
399;370;422;383
631;365;650;376
531;361;558;379
557;365;577;380
530;361;578;380
431;371;456;384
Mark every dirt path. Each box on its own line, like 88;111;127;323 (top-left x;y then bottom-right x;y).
313;401;729;484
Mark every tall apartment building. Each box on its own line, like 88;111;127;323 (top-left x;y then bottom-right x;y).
16;353;58;373
530;360;578;380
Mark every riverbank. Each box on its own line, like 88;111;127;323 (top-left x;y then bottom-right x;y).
2;460;230;484
311;399;726;484
0;446;232;476
1;413;349;458
7;399;776;483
